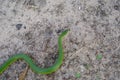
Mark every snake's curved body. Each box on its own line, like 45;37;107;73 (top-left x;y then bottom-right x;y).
0;30;69;74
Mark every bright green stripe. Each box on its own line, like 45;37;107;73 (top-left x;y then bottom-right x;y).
0;30;69;74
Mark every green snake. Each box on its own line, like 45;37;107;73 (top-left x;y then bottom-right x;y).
0;30;69;74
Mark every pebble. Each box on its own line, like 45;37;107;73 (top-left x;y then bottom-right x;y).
16;24;23;30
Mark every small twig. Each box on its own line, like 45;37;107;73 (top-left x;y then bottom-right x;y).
19;65;29;80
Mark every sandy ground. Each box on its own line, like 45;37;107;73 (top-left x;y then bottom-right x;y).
0;0;120;80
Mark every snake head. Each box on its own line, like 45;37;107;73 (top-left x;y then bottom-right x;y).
60;29;70;37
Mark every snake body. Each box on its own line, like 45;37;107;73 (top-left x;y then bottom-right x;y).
0;30;69;74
